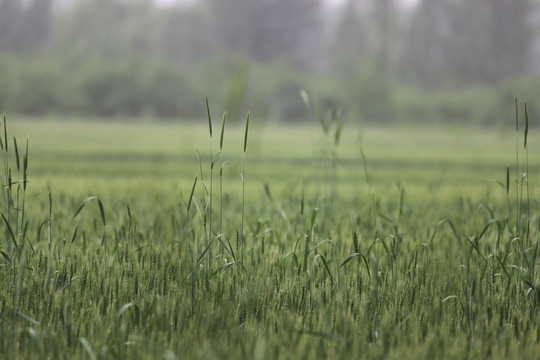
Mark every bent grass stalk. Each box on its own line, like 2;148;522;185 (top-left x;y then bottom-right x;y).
72;196;107;254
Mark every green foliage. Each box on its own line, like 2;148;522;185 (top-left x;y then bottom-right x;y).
0;56;202;118
0;57;65;114
76;60;201;117
393;86;499;125
336;62;395;123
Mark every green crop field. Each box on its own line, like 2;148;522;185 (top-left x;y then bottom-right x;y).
1;106;539;359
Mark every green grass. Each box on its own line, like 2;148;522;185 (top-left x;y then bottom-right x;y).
0;115;539;359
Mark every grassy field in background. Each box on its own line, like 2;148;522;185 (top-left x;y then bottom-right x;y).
1;117;539;359
10;119;534;199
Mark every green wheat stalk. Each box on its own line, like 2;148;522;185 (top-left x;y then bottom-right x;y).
241;112;249;264
206;96;214;264
219;112;226;257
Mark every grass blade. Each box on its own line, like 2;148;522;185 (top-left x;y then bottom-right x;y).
310;208;318;231
300;89;310;109
70;224;79;244
340;253;360;268
72;196;106;227
263;183;272;201
206;95;212;138
79;337;97;360
37;220;48;244
13;137;19;172
14;311;39;325
220;112;226;150
116;302;135;319
187;176;197;213
0;250;12;264
212;261;238;277
23;139;28;190
196;234;222;264
515;97;518;131
524;102;529;149
0;312;13;327
506;166;510;194
340;252;371;278
314;254;333;284
1;212;18;251
0;115;4;151
334;120;343;146
3;115;7;152
244;112;250;153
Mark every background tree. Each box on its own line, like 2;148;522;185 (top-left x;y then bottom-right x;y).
0;0;53;52
330;0;369;72
159;3;217;65
205;0;322;65
402;0;455;87
52;0;159;60
483;0;533;82
403;0;534;86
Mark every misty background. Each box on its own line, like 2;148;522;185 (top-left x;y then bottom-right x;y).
0;0;537;126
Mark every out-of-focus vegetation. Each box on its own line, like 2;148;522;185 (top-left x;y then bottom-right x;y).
0;0;539;125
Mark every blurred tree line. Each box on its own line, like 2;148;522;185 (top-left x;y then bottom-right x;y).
0;0;538;124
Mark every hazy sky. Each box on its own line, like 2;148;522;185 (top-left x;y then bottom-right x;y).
157;0;420;7
327;0;419;5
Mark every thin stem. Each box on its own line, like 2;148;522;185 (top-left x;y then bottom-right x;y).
208;138;213;265
241;153;245;264
241;112;250;264
515;98;520;238
219;151;223;257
